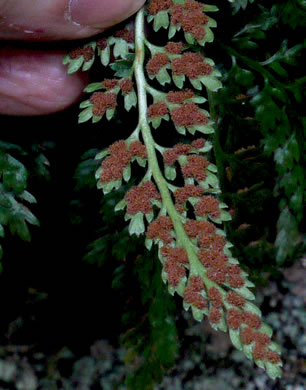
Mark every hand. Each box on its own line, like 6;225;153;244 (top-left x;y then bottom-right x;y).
0;0;145;115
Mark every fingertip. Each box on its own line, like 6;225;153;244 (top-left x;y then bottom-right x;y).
0;0;145;40
69;0;145;28
0;48;88;116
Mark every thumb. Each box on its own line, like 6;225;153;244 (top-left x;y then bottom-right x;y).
0;0;145;40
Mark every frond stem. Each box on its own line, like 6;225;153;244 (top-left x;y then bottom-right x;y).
134;7;216;290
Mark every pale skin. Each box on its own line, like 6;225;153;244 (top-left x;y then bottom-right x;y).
0;0;145;115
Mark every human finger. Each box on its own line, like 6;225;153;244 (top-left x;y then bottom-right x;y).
0;0;145;40
0;47;87;115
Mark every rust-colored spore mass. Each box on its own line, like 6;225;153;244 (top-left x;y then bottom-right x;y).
97;38;107;50
165;41;185;54
108;140;128;156
172;52;213;79
99;140;130;183
245;334;280;363
129;141;147;159
158;216;174;231
114;29;135;43
70;46;94;62
163;149;177;166
167;89;194;104
184;276;207;310
266;350;281;364
174;184;203;204
189;25;206;40
174;143;192;155
163;143;191;165
207;287;223;308
184;290;208;310
227;308;243;330
146;53;170;75
171;103;209;128
198;220;217;235
191;138;206;149
206;268;227;284
170;4;184;25
184;219;216;238
198;234;225;251
184;0;204;12
211;235;226;251
243;312;262;330
253;343;266;361
165;259;186;287
184;220;200;238
125;181;161;215
162;246;189;287
147;101;169;118
181;155;209;181
99;156;123;182
181;11;206;37
120;78;134;94
147;216;173;244
192;295;208;310
254;332;270;346
240;327;255;345
189;275;205;291
194;195;221;218
209;307;222;324
170;0;208;40
226;291;245;307
227;274;245;289
164;246;189;265
148;0;173;15
90;92;117;116
197;235;213;248
227;264;241;275
102;79;118;90
198;248;227;269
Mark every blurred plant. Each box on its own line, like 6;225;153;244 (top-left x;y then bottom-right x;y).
218;0;305;265
0;140;48;270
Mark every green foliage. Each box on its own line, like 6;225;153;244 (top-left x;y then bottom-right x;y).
122;252;178;390
73;154;178;388
0;142;39;265
229;0;255;15
83;197;142;267
277;0;306;29
220;0;305;265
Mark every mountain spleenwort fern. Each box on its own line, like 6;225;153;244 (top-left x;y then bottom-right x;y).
64;0;282;380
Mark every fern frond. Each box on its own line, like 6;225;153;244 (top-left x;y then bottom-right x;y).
64;0;283;381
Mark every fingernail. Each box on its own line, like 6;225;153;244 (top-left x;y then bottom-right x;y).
69;0;143;28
